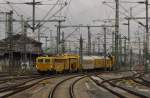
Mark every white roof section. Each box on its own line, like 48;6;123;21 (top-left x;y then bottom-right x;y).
83;56;109;60
83;56;95;60
92;56;109;59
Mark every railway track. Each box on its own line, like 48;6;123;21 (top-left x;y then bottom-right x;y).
0;71;148;98
0;75;56;98
69;76;87;98
0;74;40;81
90;73;150;98
125;78;150;88
48;74;86;98
89;75;127;98
106;72;150;88
139;77;150;83
0;72;88;98
0;74;42;87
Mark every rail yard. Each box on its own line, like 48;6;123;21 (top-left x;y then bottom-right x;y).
0;71;149;98
0;0;150;98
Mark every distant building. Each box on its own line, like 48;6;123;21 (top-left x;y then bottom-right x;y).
0;34;42;72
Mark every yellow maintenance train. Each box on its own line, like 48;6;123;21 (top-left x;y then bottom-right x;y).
36;54;115;74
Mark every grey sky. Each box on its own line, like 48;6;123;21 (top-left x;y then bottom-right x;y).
0;0;149;51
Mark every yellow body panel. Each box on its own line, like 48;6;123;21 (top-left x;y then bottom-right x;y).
36;54;80;73
54;54;80;72
54;58;67;72
94;59;112;69
36;56;54;72
36;54;116;73
36;64;49;71
54;63;65;72
69;58;79;71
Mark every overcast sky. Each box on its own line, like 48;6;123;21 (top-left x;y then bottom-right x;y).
0;0;149;51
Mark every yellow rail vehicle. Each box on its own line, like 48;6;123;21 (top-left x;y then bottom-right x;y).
36;56;54;73
94;56;113;70
36;54;115;74
36;54;80;74
82;56;114;70
54;54;80;73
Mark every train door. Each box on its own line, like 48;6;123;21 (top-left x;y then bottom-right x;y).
69;58;78;72
54;58;65;73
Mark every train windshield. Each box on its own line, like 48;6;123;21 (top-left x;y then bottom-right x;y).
38;59;43;63
45;59;50;63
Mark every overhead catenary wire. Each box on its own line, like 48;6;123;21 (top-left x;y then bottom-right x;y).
62;27;80;42
40;3;67;32
0;0;62;5
3;0;20;17
36;0;60;27
2;0;32;32
103;2;148;29
42;1;67;22
103;2;129;17
62;0;74;26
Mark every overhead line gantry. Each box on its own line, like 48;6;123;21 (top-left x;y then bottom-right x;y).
57;25;115;55
0;1;66;32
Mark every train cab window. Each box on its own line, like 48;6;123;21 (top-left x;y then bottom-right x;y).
45;59;50;63
38;59;43;63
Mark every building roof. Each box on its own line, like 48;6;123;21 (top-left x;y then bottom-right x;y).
2;34;42;44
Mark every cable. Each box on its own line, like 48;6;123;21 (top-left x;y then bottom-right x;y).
63;0;73;25
2;0;32;21
104;3;129;18
3;0;20;17
11;5;29;18
119;4;130;16
103;2;147;28
38;0;55;3
63;27;79;41
40;3;67;32
41;26;52;33
36;0;59;27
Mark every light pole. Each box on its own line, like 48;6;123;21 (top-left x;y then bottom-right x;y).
123;22;130;68
97;37;101;55
145;0;149;72
103;26;107;70
138;0;150;72
115;0;119;70
124;37;127;66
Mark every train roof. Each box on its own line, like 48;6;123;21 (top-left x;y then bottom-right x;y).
36;56;54;59
83;56;95;60
83;56;110;60
92;56;109;59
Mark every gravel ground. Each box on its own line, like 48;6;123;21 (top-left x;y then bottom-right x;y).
9;75;75;98
87;78;117;98
117;79;150;97
5;72;150;98
52;76;82;98
143;73;150;81
74;77;90;98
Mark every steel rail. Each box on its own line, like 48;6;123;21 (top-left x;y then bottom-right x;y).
69;76;87;98
48;74;84;98
0;76;56;98
89;76;126;98
97;75;150;98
